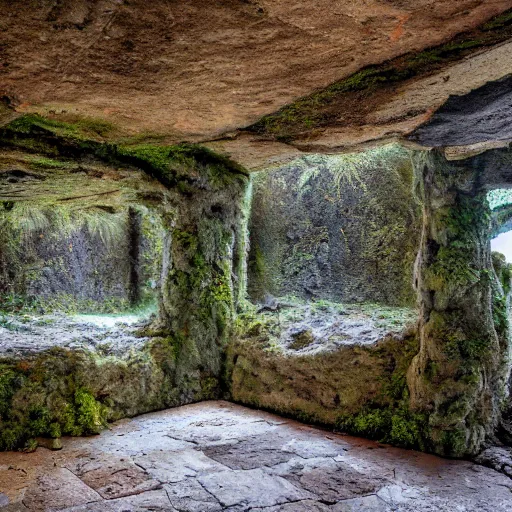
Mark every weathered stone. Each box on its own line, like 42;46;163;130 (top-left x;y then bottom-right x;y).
247;147;420;306
1;403;512;512
164;479;223;512
276;458;386;503
331;495;390;512
0;493;10;506
66;457;161;500
134;449;228;483
198;468;314;509
22;467;102;512
251;501;332;512
203;435;297;470
60;490;175;511
407;150;512;457
35;437;62;451
475;446;512;478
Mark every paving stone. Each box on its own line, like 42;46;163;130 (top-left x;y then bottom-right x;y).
66;457;161;499
275;457;386;503
22;467;102;512
250;499;332;511
281;436;346;459
376;484;422;505
2;402;512;512
87;427;195;457
60;489;175;511
134;449;228;483
164;479;223;511
198;468;314;509
203;436;295;470
331;495;391;511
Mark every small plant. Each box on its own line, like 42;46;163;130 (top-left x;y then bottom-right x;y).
0;314;15;331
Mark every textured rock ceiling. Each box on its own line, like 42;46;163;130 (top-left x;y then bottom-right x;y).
1;0;512;168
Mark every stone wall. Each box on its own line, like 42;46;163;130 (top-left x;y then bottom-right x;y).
0;114;251;451
0;204;163;313
247;145;421;306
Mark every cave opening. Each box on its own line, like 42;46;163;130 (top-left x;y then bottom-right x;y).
490;188;512;263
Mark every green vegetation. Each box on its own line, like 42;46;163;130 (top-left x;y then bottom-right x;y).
483;9;512;31
0;114;248;195
0;358;108;451
0;111;251;452
229;298;426;449
5;114;117;140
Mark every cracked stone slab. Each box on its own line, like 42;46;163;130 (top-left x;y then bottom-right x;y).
331;495;391;511
134;448;229;483
59;489;175;511
164;479;223;512
203;428;348;470
165;414;280;447
271;457;386;503
198;468;314;509
203;435;296;470
65;456;161;499
2;402;512;511
250;500;332;511
87;426;196;457
22;468;102;512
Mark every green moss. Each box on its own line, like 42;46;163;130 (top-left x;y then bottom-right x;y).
116;143;248;191
27;156;72;169
441;429;467;455
0;115;248;195
5;114;116;140
74;388;108;434
483;9;512;31
336;403;428;450
0;359;110;450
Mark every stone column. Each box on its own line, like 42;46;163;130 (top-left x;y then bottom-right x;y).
408;150;510;456
156;168;250;400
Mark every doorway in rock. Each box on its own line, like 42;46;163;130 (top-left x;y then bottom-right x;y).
490;188;512;263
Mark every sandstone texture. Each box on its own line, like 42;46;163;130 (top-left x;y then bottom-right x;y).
2;2;512;169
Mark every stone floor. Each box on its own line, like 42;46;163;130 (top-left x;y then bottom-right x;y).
1;402;511;512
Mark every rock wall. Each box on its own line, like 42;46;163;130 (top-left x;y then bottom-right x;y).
407;150;512;457
226;303;427;450
247;145;420;306
0;115;250;451
0;205;163;313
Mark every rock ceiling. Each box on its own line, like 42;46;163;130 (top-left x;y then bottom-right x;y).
1;0;512;169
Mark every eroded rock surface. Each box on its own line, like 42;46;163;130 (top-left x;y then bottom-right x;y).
0;402;511;511
0;313;149;358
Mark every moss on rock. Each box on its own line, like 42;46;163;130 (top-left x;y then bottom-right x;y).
408;150;511;457
247;146;420;305
0;113;251;451
226;304;426;450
